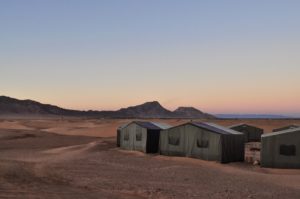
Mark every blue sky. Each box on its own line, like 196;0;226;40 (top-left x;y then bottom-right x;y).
1;1;300;116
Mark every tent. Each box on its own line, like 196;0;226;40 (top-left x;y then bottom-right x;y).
272;124;299;132
160;122;245;163
229;123;263;142
261;127;300;168
116;122;129;147
118;121;171;153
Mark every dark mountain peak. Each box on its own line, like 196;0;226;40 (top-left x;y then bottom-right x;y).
138;101;163;109
117;101;172;118
174;107;204;114
0;95;20;102
1;96;49;106
174;106;216;119
119;101;163;111
143;101;161;105
0;96;79;116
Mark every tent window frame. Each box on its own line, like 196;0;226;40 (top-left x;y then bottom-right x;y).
279;145;296;156
197;139;209;148
135;126;143;141
124;131;129;141
168;134;180;146
136;131;142;141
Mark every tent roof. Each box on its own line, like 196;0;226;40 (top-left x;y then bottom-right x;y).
262;127;300;137
118;121;171;130
273;124;299;132
228;123;263;130
172;122;242;135
150;122;172;130
117;122;130;130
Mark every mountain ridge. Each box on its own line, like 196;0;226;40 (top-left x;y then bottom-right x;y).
173;107;215;119
0;96;215;119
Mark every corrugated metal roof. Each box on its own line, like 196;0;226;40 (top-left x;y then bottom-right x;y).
228;123;247;128
191;122;243;135
117;122;130;130
134;121;163;130
118;121;171;130
262;127;300;137
150;122;172;130
273;124;299;132
228;123;262;130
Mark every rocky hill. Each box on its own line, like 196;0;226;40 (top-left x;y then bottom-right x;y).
0;96;216;119
0;96;81;116
114;101;173;118
173;107;215;119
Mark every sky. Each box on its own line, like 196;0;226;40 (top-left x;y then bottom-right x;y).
1;0;300;116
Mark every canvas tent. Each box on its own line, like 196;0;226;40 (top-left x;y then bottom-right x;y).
118;121;171;153
116;122;130;147
272;124;299;132
160;122;245;163
261;127;300;168
229;123;263;142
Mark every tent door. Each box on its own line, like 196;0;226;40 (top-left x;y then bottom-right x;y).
117;130;121;147
146;130;160;153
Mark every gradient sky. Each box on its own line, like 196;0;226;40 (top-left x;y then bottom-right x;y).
1;0;300;116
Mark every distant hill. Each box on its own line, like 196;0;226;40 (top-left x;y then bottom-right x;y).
114;102;216;119
0;96;215;119
173;107;215;119
0;96;82;116
216;114;291;119
115;101;173;118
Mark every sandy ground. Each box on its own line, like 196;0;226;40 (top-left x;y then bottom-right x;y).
0;118;300;199
1;118;299;137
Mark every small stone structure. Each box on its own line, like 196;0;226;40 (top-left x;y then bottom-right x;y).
244;142;261;164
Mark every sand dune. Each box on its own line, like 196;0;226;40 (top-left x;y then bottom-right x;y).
0;120;34;130
3;118;300;137
0;119;300;198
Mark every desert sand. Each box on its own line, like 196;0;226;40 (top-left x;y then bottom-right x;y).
0;118;300;199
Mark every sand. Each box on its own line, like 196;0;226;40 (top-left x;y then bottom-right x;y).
0;118;300;198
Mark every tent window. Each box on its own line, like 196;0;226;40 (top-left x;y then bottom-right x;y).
280;145;296;156
136;127;142;141
197;139;209;148
124;131;129;141
168;134;180;146
136;132;142;141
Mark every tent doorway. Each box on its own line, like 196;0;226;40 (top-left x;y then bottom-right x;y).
146;130;160;153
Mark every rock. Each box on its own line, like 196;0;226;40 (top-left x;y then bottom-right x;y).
253;160;260;166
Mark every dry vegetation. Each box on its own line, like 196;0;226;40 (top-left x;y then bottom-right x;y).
0;118;300;198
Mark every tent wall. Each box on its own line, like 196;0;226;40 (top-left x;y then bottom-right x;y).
230;125;263;142
160;124;222;161
187;125;221;161
261;131;300;168
120;123;147;153
160;125;187;156
160;124;245;163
